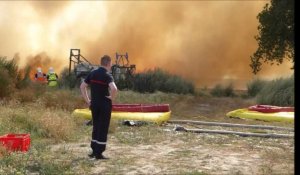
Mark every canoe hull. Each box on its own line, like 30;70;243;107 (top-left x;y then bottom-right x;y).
112;104;170;112
248;105;294;113
72;108;171;124
226;109;294;123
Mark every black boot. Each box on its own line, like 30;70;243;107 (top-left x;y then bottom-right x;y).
95;154;109;160
88;152;96;158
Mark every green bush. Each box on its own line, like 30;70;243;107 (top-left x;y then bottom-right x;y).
0;57;19;98
0;57;19;81
132;68;195;94
16;65;32;89
0;68;14;98
256;76;294;106
57;68;79;89
247;78;268;97
0;57;33;98
210;83;235;97
197;86;210;97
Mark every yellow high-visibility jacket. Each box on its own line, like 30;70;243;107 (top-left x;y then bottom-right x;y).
47;73;58;87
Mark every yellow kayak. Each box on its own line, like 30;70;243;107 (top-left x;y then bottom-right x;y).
72;108;171;124
226;109;294;123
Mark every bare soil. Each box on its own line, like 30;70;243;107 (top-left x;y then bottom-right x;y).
51;96;294;175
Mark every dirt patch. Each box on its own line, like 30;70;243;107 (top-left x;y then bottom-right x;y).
50;129;294;175
49;96;294;174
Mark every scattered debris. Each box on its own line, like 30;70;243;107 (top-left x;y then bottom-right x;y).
122;120;148;126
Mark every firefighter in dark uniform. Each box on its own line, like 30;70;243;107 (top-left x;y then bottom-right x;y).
80;55;118;160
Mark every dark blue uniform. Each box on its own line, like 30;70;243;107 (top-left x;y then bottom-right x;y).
84;67;113;155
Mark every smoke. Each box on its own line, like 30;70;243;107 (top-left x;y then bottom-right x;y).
24;52;62;79
28;1;71;16
0;1;293;89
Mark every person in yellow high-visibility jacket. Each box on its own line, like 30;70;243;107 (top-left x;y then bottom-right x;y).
46;67;58;87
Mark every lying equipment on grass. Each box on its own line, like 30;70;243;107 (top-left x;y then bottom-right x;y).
0;134;30;153
168;119;293;131
174;125;293;138
169;120;293;138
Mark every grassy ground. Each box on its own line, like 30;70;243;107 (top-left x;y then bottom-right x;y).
0;89;294;175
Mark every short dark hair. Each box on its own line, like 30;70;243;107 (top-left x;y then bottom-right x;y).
101;55;111;66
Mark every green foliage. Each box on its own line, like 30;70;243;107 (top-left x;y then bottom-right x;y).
247;79;268;97
210;83;235;97
132;68;195;94
256;76;294;106
0;57;19;98
57;67;78;89
0;147;76;175
16;66;32;89
0;57;19;81
250;0;294;74
196;86;210;97
0;57;33;98
0;68;13;98
116;78;134;90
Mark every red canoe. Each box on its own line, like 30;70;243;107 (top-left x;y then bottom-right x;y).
248;105;294;113
112;104;170;112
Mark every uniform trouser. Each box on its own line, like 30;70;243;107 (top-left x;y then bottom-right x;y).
90;98;112;155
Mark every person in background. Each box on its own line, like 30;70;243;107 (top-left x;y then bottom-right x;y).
46;67;58;87
34;67;47;83
80;55;118;160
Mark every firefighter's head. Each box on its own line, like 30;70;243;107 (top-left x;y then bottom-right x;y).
101;55;112;70
49;67;54;73
37;67;42;73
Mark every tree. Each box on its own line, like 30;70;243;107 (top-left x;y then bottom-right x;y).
250;0;294;74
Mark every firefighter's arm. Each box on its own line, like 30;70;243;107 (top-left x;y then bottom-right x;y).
107;82;118;101
80;81;91;106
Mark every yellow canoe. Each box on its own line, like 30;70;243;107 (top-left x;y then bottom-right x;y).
72;108;171;124
226;109;294;123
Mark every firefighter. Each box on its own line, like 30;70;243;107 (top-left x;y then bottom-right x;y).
34;67;47;83
46;67;58;87
80;55;118;160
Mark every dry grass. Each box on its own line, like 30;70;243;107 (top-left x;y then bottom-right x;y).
0;145;9;157
0;98;83;142
0;89;294;174
39;89;86;112
0;88;89;174
10;83;47;103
